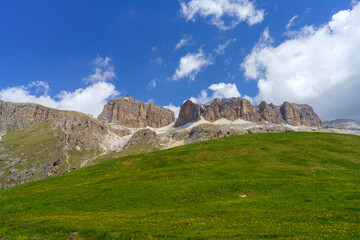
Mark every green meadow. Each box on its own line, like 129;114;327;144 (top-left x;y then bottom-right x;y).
0;132;359;239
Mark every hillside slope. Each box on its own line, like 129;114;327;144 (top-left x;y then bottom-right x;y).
0;100;131;189
1;132;359;239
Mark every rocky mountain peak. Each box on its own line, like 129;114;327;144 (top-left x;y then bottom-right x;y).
98;96;175;128
174;100;203;127
174;97;322;128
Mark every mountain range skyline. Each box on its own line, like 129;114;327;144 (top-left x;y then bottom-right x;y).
0;0;359;121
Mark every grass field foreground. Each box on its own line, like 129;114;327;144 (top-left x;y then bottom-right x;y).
0;132;360;239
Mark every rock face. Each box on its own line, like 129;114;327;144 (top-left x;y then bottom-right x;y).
174;98;322;128
98;97;175;128
202;98;262;122
257;101;285;124
174;100;203;127
280;102;322;127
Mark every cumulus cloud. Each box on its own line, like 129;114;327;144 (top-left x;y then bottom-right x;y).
172;48;213;81
215;38;237;55
164;103;181;118
175;35;193;50
190;82;241;104
286;15;298;29
0;56;119;117
242;3;360;120
83;56;115;83
0;84;58;109
180;0;264;30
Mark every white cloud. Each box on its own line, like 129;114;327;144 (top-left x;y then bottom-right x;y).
151;57;164;65
215;38;236;55
175;35;193;50
28;81;50;95
180;0;264;30
242;3;360;120
83;56;115;83
164;103;181;118
190;89;211;104
172;48;213;81
0;84;58;109
0;56;119;117
147;79;157;91
286;15;298;29
56;81;118;117
190;82;241;104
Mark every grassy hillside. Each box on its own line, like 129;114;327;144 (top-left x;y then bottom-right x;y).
0;122;102;189
0;132;359;239
0;123;66;189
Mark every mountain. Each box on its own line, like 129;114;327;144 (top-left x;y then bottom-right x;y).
98;96;175;128
1;132;359;239
175;98;322;128
322;119;360;130
2;96;358;189
0;100;131;189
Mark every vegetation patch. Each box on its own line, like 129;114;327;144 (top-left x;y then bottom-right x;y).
0;132;359;239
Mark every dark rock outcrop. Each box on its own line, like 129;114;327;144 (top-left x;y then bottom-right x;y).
98;97;175;128
174;100;203;127
174;98;322;128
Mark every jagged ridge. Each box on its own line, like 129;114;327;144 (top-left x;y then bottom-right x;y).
175;98;322;128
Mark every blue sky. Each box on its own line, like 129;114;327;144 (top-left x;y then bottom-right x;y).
0;0;359;120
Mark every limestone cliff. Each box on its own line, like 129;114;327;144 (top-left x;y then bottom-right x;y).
98;96;175;128
202;98;262;122
174;98;322;128
174;100;203;127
